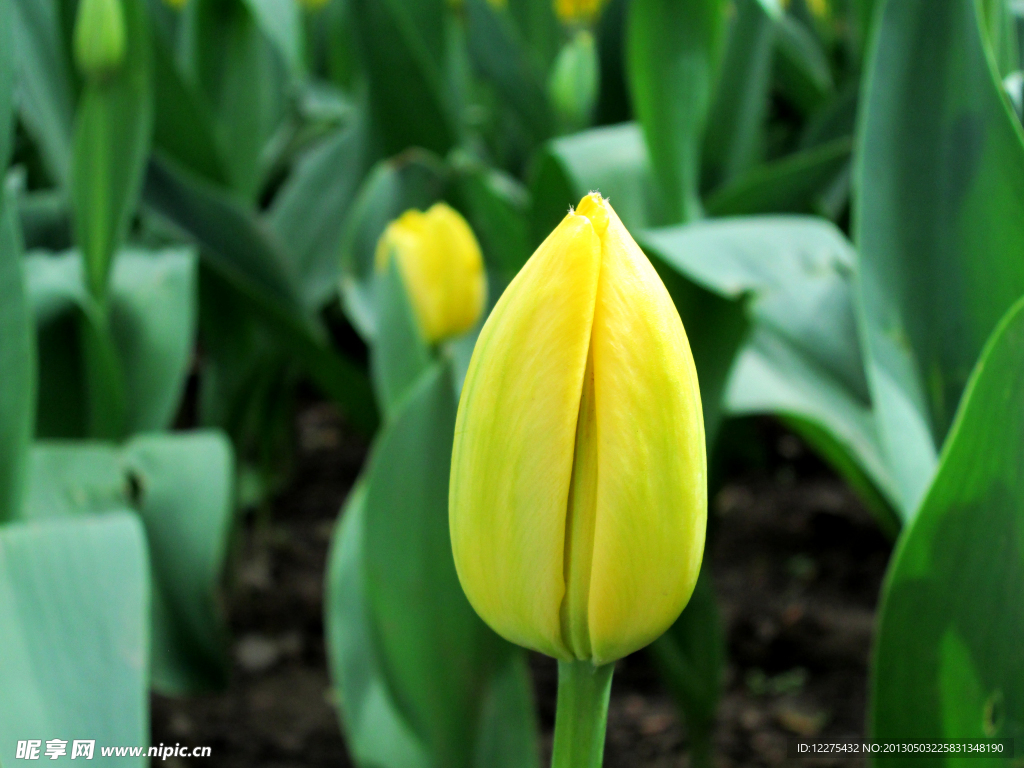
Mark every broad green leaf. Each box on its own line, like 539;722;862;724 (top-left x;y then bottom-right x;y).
350;0;455;156
183;0;287;200
370;262;432;419
11;0;76;186
338;152;447;340
648;565;723;768
142;158;377;434
0;514;149;766
362;363;537;768
506;0;560;77
465;0;551;145
701;0;776;191
626;0;726;222
871;296;1024;761
854;0;1024;516
0;191;34;523
642;216;900;517
21;431;235;694
529;122;659;244
704;136;852;217
325;483;433;768
268;115;372;311
71;0;153;298
151;31;227;186
27;248;197;437
0;0;13;170
240;0;305;77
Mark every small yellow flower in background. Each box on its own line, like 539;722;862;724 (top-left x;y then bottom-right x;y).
555;0;605;24
73;0;126;79
161;0;188;9
449;193;706;666
375;203;487;344
806;0;828;19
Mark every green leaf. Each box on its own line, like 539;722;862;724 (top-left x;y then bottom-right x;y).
325;482;433;768
626;0;727;222
465;0;551;144
142;157;378;434
71;0;153;298
350;0;455;156
27;247;197;437
648;564;723;768
854;0;1024;516
0;514;149;766
10;0;77;186
370;261;432;419
773;14;834;115
361;363;537;768
0;192;35;523
642;216;900;518
184;0;287;200
0;0;13;170
529;122;659;245
21;431;235;695
704;136;852;217
870;295;1024;759
701;0;776;191
268;115;373;311
240;0;305;78
151;31;227;186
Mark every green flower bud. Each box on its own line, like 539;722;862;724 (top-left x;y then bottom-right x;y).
73;0;127;80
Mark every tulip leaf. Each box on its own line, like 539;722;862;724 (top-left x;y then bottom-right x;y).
0;514;149;767
642;216;900;520
151;31;228;187
349;0;454;157
70;0;154;298
529;122;660;244
871;295;1024;758
0;0;13;171
0;191;34;525
10;0;77;187
268;114;373;312
142;157;378;435
20;431;235;695
184;0;287;201
854;0;1024;517
370;261;432;420
773;14;834;115
626;0;727;223
704;136;852;217
454;161;532;281
465;0;551;146
27;248;197;438
649;564;724;768
701;0;776;191
240;0;305;78
360;362;538;768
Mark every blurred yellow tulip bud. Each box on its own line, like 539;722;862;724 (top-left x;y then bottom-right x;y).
450;193;706;666
374;203;487;344
554;0;604;24
161;0;188;9
73;0;126;79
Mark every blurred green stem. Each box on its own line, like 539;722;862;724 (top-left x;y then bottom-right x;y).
551;660;615;768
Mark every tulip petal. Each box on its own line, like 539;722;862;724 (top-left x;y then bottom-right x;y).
586;200;707;665
450;210;602;660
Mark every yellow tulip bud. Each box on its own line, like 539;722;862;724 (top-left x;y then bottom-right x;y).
374;203;487;344
554;0;605;24
449;193;706;666
73;0;126;80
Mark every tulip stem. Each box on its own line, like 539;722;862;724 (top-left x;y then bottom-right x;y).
551;660;615;768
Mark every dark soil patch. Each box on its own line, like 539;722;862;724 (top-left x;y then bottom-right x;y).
152;407;892;768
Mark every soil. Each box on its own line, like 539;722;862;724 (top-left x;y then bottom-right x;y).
151;403;893;768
